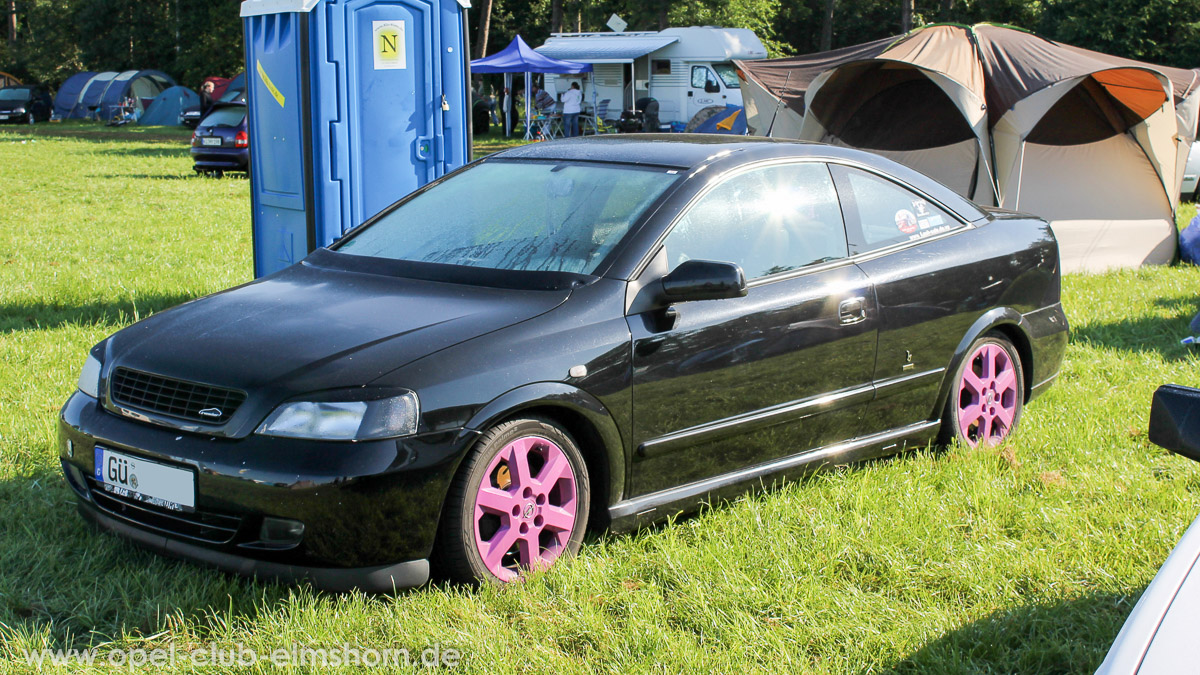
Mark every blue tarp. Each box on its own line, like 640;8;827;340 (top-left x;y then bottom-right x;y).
53;72;96;118
138;85;200;126
471;35;591;74
692;105;748;135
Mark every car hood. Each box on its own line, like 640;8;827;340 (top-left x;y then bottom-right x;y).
104;255;574;397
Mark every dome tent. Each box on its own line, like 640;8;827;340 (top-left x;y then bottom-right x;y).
54;69;175;120
72;71;118;118
98;70;174;120
138;85;200;126
0;71;20;88
53;72;96;118
737;24;1200;273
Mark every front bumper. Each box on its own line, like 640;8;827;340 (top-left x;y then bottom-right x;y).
60;391;476;591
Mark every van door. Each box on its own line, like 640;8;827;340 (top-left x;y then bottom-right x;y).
686;64;724;122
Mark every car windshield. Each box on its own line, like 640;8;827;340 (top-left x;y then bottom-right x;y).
199;107;245;128
0;88;31;101
712;63;740;89
337;160;680;275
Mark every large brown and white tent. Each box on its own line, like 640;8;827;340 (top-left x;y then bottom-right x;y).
737;24;1200;273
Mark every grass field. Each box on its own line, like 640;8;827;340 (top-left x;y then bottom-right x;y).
2;123;1200;673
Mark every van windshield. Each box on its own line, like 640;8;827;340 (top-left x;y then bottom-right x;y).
0;88;31;102
712;63;740;89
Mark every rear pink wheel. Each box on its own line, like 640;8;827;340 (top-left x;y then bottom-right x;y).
437;418;590;583
945;335;1024;446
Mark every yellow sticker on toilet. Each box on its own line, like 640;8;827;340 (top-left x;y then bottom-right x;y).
256;60;285;108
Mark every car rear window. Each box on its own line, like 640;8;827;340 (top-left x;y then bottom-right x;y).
199;108;245;128
337;160;680;275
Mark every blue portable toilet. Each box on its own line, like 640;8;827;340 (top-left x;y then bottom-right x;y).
240;0;472;278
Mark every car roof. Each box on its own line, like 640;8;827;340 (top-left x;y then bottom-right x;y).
492;134;987;222
495;134;817;168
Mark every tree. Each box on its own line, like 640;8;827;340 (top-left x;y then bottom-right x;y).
820;0;835;51
550;0;562;34
474;0;494;58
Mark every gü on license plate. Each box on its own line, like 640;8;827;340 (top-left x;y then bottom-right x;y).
201;137;222;146
94;447;195;511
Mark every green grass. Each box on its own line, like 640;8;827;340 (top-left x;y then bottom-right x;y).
2;123;1200;673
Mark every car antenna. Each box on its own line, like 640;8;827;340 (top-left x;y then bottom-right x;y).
765;71;792;138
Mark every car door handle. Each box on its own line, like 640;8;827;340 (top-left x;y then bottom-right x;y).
839;297;867;325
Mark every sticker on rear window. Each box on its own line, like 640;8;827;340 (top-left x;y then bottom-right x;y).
895;209;918;234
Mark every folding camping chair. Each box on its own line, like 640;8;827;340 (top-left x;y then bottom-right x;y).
582;99;616;135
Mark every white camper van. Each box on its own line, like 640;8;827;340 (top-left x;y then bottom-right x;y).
538;26;767;128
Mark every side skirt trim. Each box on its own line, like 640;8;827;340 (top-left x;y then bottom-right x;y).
610;419;940;525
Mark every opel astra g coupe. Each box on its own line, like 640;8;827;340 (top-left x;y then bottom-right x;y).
59;136;1067;590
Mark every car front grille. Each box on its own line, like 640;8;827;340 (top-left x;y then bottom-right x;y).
109;367;245;425
87;479;243;545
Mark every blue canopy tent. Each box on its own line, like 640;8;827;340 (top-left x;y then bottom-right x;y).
138;85;200;126
470;35;592;139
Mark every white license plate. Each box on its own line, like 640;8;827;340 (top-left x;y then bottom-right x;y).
201;137;222;146
94;447;195;511
0;115;9;120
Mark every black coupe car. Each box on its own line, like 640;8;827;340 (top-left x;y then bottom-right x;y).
59;136;1068;590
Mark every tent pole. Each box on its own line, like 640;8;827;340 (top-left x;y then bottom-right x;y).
504;72;512;137
1014;141;1026;210
524;71;533;140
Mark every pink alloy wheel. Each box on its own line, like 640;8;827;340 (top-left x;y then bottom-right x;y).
472;436;578;582
956;343;1018;446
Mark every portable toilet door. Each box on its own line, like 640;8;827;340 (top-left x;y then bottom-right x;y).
240;0;470;279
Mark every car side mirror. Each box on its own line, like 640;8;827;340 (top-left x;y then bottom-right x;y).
705;81;721;94
1149;384;1200;463
660;260;747;304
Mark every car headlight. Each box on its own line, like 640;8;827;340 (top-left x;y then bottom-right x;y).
77;354;102;398
256;391;419;441
12;107;25;114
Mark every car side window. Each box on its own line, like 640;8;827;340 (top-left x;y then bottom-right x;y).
662;163;848;280
830;165;960;254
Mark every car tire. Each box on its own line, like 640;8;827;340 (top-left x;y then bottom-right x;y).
940;333;1024;447
435;417;590;584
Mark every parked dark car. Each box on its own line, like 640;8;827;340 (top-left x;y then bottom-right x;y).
190;102;248;177
59;136;1068;591
0;84;53;124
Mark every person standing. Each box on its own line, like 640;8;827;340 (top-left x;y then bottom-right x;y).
562;82;582;137
199;80;215;117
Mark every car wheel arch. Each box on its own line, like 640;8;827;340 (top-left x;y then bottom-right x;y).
933;307;1035;421
462;382;625;529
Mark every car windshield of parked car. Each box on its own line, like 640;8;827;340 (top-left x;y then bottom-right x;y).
199;108;245;128
712;63;740;89
337;160;680;275
0;88;31;101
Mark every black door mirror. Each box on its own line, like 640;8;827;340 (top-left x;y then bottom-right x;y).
704;81;721;94
1149;384;1200;463
660;260;747;303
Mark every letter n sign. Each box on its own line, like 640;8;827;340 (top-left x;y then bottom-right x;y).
373;21;406;70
